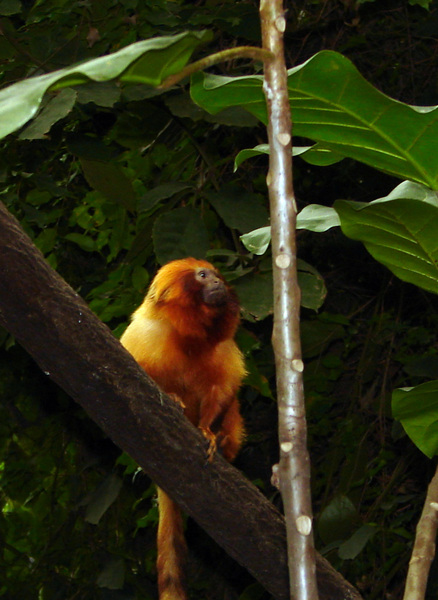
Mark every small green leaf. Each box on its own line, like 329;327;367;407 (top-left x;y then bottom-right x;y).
26;189;52;206
240;226;271;255
84;474;123;525
392;381;438;458
233;272;273;320
97;558;125;589
234;262;324;317
234;143;342;171
338;524;377;559
298;144;344;167
409;0;432;8
131;265;150;292
76;81;121;108
139;182;192;213
379;180;438;207
243;354;273;399
238;582;266;600
301;318;345;359
240;205;340;253
234;144;269;171
318;495;358;545
297;205;340;232
35;228;57;255
64;233;96;252
298;259;327;310
19;89;77;140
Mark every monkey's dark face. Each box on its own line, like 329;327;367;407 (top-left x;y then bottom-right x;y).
195;268;228;306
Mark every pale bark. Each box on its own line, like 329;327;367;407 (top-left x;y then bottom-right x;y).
403;464;438;600
260;0;318;598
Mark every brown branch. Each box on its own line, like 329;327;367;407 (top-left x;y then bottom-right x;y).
0;201;362;600
403;463;438;600
260;0;319;599
158;46;273;89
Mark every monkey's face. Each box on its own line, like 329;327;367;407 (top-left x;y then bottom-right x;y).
195;268;228;306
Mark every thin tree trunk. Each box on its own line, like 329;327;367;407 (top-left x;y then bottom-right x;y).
403;463;438;600
260;1;319;599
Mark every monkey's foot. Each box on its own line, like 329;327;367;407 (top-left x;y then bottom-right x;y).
200;427;217;462
168;393;186;412
218;434;236;463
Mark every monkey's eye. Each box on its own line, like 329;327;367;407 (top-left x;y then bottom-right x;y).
198;270;207;278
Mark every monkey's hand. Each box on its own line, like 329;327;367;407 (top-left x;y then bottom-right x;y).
199;426;217;462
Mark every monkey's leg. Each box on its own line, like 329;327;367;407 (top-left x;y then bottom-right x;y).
199;397;244;462
217;399;245;462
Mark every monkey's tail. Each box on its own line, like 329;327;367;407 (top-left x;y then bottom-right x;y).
156;487;188;600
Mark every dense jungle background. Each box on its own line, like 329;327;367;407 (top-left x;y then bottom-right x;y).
1;0;438;598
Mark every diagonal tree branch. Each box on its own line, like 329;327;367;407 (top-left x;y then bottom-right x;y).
0;201;361;600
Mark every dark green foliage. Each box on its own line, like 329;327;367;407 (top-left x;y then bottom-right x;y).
1;1;438;599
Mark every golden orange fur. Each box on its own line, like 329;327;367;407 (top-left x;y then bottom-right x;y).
121;257;246;600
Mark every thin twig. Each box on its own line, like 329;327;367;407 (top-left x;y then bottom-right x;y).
158;46;273;89
403;463;438;600
260;0;319;598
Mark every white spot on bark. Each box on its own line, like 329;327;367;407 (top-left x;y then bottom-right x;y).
275;253;290;268
275;17;286;32
277;132;291;146
296;515;312;535
280;441;293;453
292;359;304;372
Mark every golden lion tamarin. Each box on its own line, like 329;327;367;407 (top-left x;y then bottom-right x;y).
121;257;246;600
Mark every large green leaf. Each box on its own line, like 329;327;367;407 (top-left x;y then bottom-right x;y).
335;182;438;294
233;259;326;316
152;207;210;264
191;51;438;188
207;184;269;233
392;382;438;458
318;495;357;545
0;31;211;139
80;159;136;212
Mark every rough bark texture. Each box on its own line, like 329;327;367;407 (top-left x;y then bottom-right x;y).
0;201;362;600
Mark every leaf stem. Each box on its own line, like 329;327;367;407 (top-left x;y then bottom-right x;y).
159;46;273;88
